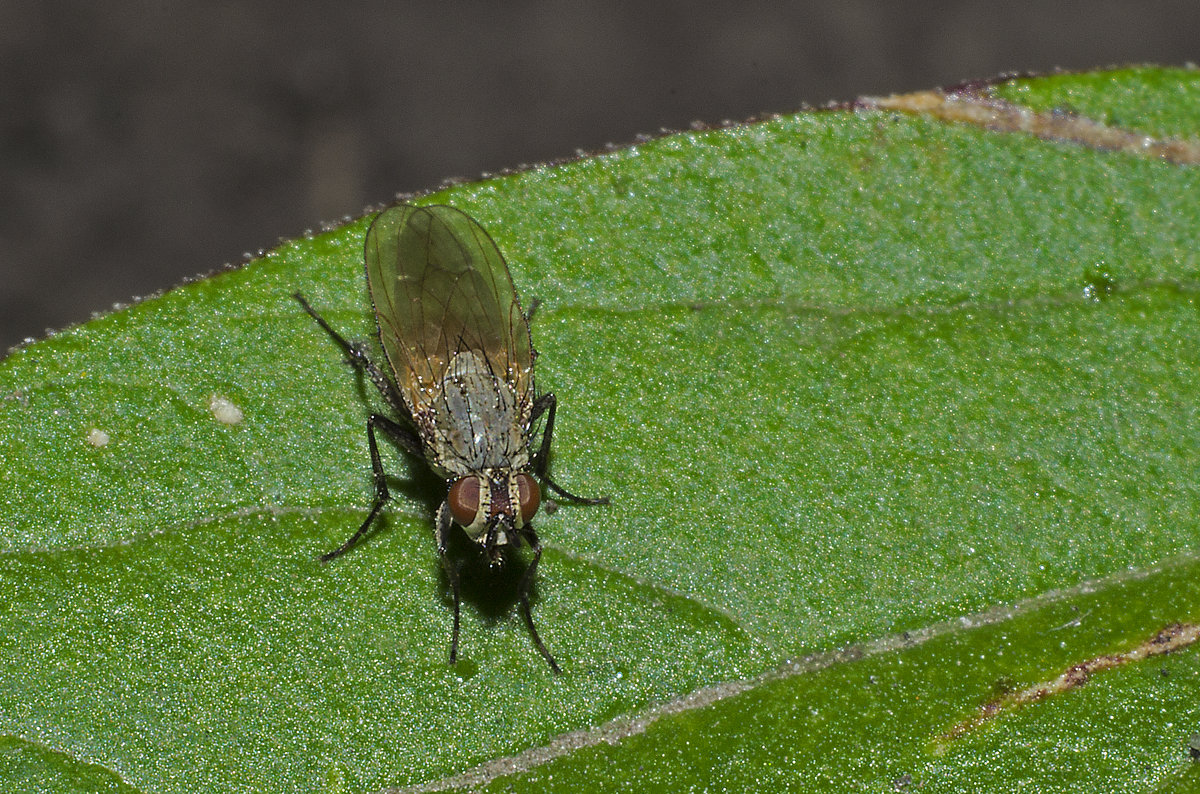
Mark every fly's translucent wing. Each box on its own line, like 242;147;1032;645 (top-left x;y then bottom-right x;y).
365;204;534;413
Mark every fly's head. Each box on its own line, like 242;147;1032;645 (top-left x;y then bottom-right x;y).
446;469;541;564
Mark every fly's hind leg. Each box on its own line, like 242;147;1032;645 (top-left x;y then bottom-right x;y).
319;413;420;562
524;297;542;325
294;293;424;560
293;292;412;423
530;393;609;505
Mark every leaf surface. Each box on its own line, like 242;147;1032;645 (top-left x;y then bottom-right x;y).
2;65;1198;792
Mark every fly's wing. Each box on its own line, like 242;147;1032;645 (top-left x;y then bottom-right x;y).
365;204;534;413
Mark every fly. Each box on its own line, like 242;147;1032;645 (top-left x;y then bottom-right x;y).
295;203;607;672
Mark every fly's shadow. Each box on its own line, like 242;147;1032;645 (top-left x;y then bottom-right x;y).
437;527;536;619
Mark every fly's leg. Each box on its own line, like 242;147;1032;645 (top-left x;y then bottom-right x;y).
435;502;463;664
293;293;412;423
530;393;610;505
319;414;420;562
524;297;542;324
295;293;425;558
524;297;605;502
517;529;561;674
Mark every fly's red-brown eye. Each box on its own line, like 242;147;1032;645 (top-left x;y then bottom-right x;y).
447;476;481;527
516;472;540;523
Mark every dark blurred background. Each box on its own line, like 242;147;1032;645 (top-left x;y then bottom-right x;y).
2;1;1197;351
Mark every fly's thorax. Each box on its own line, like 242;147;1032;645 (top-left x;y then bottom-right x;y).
446;469;541;543
423;349;533;476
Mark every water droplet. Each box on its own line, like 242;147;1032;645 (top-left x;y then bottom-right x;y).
1082;265;1116;301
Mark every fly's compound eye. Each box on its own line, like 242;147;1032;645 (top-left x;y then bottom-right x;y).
515;472;541;524
448;476;482;527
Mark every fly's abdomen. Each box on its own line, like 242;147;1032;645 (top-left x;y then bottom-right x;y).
431;351;530;473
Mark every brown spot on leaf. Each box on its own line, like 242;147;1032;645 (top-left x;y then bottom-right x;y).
867;89;1200;165
940;623;1200;743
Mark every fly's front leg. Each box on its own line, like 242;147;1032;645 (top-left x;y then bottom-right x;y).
517;529;561;674
435;501;463;664
319;413;419;562
530;393;609;505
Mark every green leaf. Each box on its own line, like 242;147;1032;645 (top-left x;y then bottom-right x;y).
2;65;1199;792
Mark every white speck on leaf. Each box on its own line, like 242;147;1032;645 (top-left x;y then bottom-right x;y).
208;395;244;425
